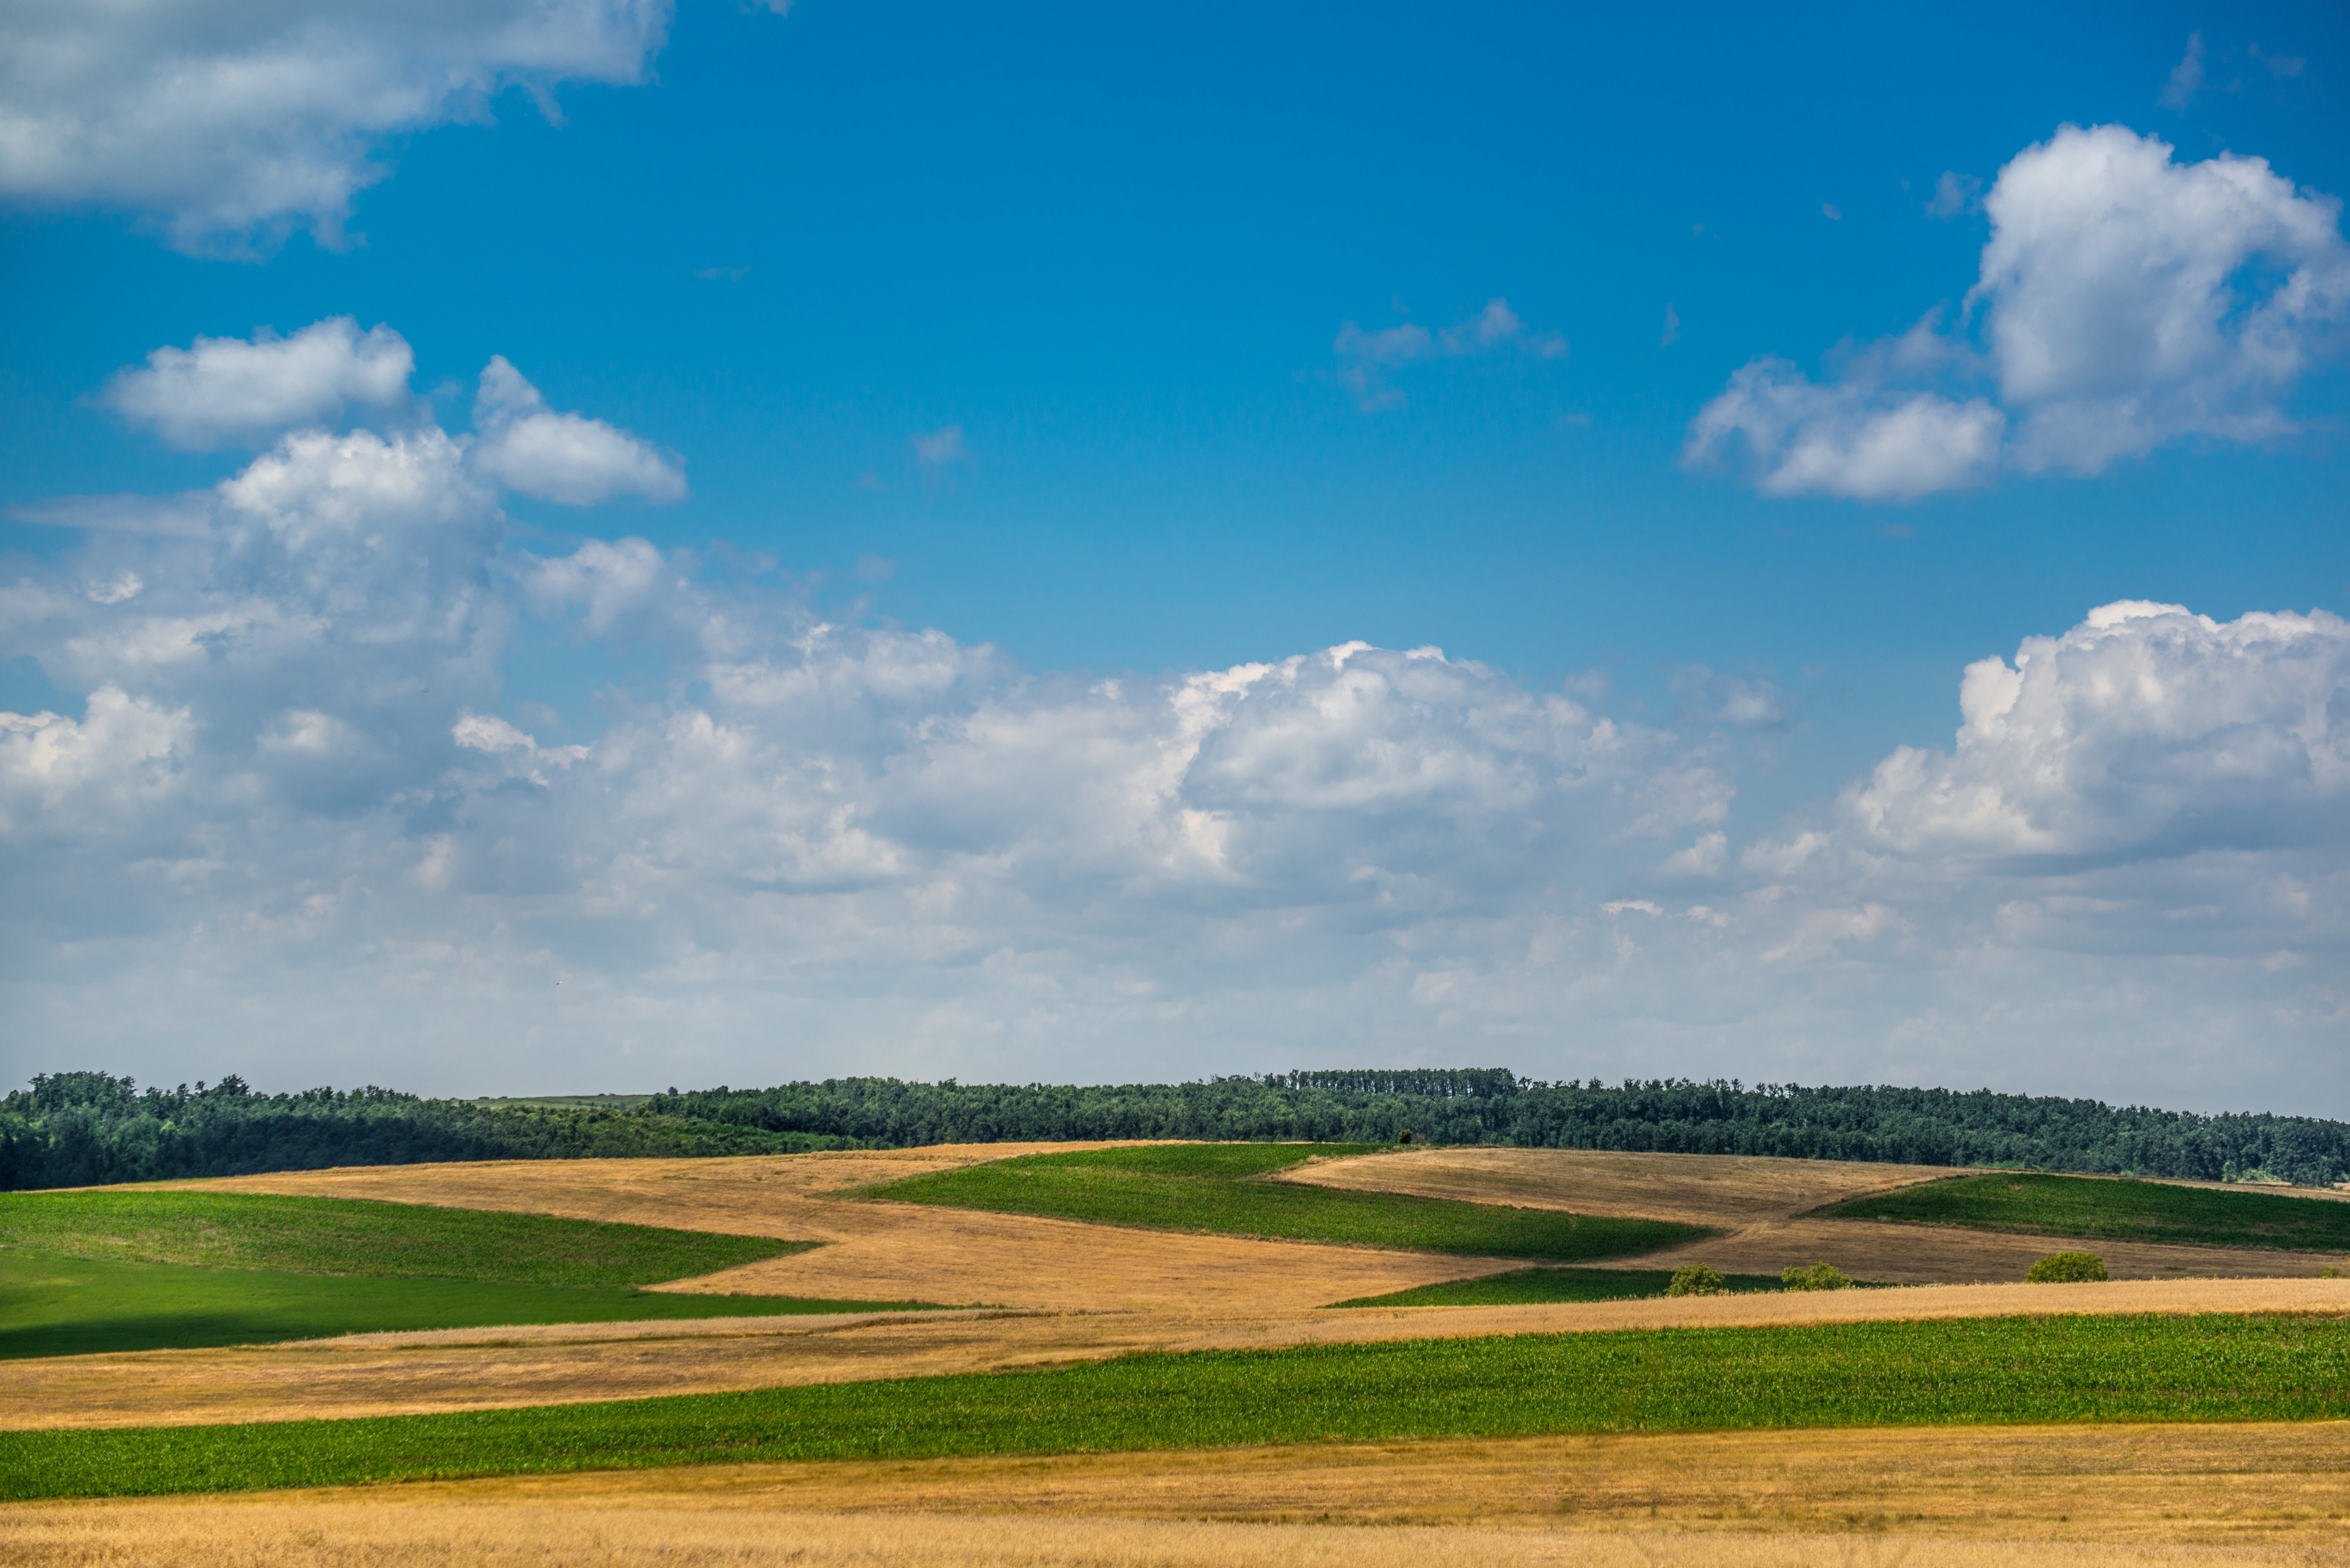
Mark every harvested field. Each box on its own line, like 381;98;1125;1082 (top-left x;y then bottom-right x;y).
1281;1146;1960;1226
3;1276;2341;1433
155;1148;1511;1313
1824;1172;2350;1251
1618;1217;2349;1285
1290;1148;2350;1283
8;1422;2346;1562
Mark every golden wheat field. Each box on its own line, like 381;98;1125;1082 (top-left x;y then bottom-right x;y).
12;1421;2349;1564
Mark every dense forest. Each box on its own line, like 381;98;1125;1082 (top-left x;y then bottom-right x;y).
5;1067;2343;1191
641;1072;2348;1187
0;1073;843;1191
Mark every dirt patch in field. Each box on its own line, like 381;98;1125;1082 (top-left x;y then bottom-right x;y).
8;1422;2346;1562
154;1147;1510;1314
1288;1146;2350;1283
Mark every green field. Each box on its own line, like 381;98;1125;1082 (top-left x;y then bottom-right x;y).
0;1189;801;1285
0;1248;942;1360
3;1312;2339;1500
0;1188;951;1358
1329;1264;1791;1308
1821;1173;2350;1253
873;1143;1706;1263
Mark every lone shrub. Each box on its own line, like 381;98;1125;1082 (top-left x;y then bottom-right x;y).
2317;1265;2341;1279
2026;1250;2109;1283
1780;1261;1851;1292
1665;1263;1727;1297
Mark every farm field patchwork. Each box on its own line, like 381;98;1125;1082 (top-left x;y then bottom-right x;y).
0;1249;943;1361
0;1190;804;1285
873;1143;1708;1262
1329;1264;1792;1307
1821;1173;2350;1253
5;1310;2341;1500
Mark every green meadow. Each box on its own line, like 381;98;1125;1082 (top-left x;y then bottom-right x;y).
0;1189;799;1285
0;1248;940;1359
873;1143;1707;1263
1821;1173;2350;1253
0;1189;948;1358
4;1312;2339;1500
1329;1264;1789;1308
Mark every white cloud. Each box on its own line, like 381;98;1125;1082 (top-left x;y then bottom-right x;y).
0;0;680;253
1683;356;2003;501
1333;297;1566;410
1924;171;1981;219
1689;125;2350;499
102;318;415;448
912;425;969;469
1977;125;2350;473
3;375;2345;1110
2160;32;2207;111
468;357;686;505
1837;601;2350;861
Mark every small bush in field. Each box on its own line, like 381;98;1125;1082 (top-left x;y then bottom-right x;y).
1780;1261;1851;1292
2026;1251;2109;1283
1666;1264;1728;1297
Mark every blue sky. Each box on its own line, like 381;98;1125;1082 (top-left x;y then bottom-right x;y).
2;2;2346;1110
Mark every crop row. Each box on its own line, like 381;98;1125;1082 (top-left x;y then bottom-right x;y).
4;1312;2340;1500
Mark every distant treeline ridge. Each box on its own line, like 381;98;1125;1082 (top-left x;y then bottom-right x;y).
3;1068;2342;1192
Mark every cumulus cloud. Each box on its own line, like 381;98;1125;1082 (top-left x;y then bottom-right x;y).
1977;125;2350;472
0;0;681;252
3;374;2344;1107
1333;297;1567;410
102;318;415;448
1684;357;2003;500
468;357;685;505
1838;601;2350;861
1689;125;2350;499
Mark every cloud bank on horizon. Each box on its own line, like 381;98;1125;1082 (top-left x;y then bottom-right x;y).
2;319;2344;1110
1685;124;2350;500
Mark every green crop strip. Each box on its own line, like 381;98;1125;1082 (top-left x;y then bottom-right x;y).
0;1190;803;1287
1329;1264;1791;1308
0;1248;945;1361
871;1143;1706;1263
1821;1173;2350;1254
2;1312;2340;1500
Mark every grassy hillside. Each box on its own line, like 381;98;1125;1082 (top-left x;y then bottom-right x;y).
1820;1173;2350;1253
0;1190;801;1286
6;1312;2341;1499
1330;1265;1790;1308
873;1143;1707;1263
0;1249;939;1360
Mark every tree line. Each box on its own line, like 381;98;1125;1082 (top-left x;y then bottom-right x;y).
6;1067;2342;1190
0;1072;838;1191
640;1073;2348;1186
